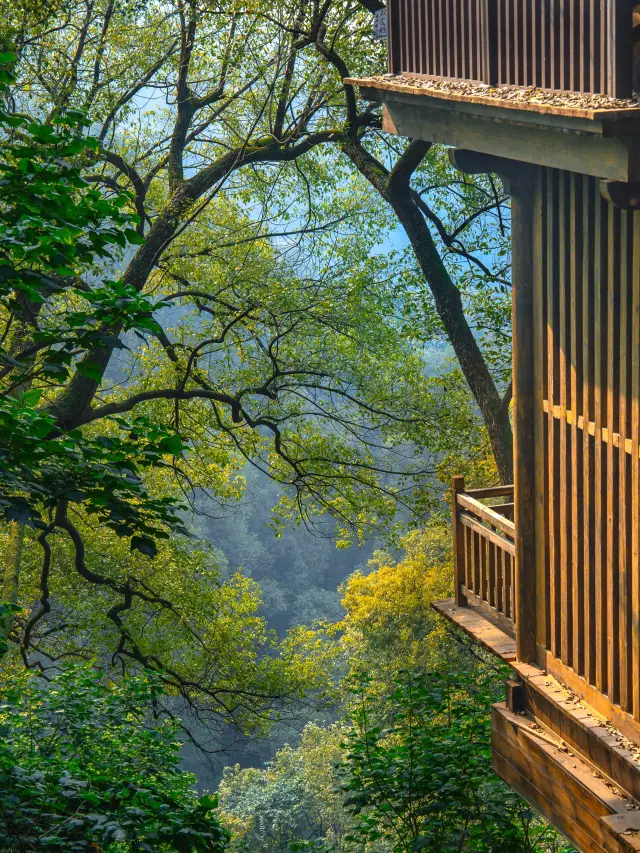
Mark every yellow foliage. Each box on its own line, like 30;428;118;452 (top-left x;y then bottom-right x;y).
338;519;454;678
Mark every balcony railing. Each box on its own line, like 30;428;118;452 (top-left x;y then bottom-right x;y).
451;477;515;631
387;0;633;99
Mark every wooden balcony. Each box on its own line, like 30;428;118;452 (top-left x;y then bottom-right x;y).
388;0;633;99
436;479;640;852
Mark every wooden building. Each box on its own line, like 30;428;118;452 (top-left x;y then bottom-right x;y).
347;3;640;851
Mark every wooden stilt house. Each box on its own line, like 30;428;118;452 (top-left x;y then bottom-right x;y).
347;4;640;851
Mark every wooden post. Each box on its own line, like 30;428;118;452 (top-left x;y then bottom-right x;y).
448;150;538;661
505;678;525;713
608;0;633;100
484;0;499;85
452;475;467;607
510;166;538;664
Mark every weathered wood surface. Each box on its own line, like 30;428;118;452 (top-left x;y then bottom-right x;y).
492;704;640;853
374;97;640;182
345;77;640;124
534;170;640;729
432;598;517;655
512;164;538;663
452;476;467;607
382;0;632;98
433;600;640;804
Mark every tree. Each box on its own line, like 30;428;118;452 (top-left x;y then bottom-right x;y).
6;0;513;489
338;520;455;683
0;662;230;852
338;670;573;853
0;4;491;713
214;532;573;853
218;723;351;853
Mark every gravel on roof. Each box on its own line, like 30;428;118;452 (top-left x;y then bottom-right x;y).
360;74;640;112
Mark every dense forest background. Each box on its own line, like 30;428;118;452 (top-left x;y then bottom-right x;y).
0;0;575;850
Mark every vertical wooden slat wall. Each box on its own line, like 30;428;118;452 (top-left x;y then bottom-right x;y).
386;0;632;98
536;168;640;722
388;0;486;80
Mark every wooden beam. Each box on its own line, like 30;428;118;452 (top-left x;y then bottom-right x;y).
511;165;538;664
378;97;640;181
459;512;516;556
456;492;516;538
505;678;525;712
600;180;640;210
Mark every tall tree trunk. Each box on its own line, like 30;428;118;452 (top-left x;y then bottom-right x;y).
342;138;514;483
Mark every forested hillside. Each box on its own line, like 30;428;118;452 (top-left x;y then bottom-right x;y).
0;0;573;850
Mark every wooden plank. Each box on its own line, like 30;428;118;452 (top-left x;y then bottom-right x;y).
512;164;538;663
351;76;640;124
457;492;516;537
618;206;630;713
541;649;640;753
606;200;620;706
542;398;640;458
489;501;514;515
583;174;596;687
533;168;548;653
632;210;640;722
465;519;473;589
473;525;481;593
547;169;561;659
452;475;468;606
461;585;515;632
558;170;571;666
569;170;584;676
480;528;489;603
465;484;514;499
431;598;517;656
377;99;640;183
492;705;635;853
594;186;606;696
489;538;497;608
492;751;612;853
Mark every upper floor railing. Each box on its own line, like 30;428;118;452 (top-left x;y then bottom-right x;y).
451;477;515;632
387;0;634;99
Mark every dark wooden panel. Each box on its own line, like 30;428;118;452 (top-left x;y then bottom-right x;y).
534;167;640;735
386;0;633;96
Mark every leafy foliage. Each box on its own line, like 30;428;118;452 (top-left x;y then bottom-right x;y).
338;669;573;853
338;520;454;682
0;51;184;549
219;724;350;853
0;663;230;852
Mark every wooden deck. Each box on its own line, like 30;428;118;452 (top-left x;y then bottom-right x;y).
433;599;640;852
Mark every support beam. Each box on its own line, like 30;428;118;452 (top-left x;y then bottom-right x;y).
449;150;538;663
510;166;538;664
600;180;640;210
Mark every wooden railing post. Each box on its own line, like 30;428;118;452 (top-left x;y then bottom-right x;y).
452;476;468;606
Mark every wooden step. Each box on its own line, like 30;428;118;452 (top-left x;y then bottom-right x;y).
493;704;640;853
433;600;640;807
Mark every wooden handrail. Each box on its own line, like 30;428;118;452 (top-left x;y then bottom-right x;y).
451;476;517;626
465;485;514;499
457;493;515;538
459;513;516;556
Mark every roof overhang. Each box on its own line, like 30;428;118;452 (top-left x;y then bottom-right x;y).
345;77;640;182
